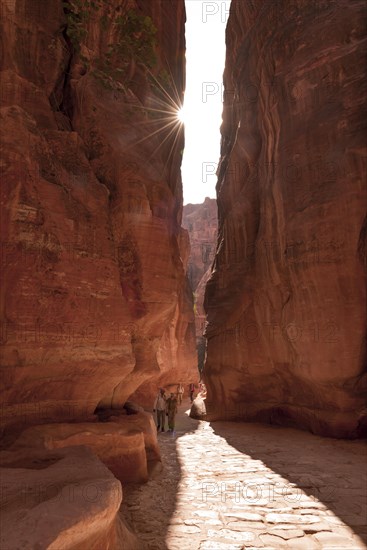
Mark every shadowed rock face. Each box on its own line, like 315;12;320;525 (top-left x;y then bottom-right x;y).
8;414;161;483
128;225;198;408
183;198;218;291
0;446;139;550
183;197;218;341
204;0;367;437
0;0;196;433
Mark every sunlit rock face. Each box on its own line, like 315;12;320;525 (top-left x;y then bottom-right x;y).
0;0;196;433
204;0;367;438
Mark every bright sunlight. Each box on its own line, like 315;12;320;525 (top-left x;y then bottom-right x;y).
181;0;230;205
121;1;229;206
176;107;186;124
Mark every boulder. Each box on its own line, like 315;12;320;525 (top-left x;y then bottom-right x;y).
190;395;207;419
98;410;161;463
10;422;148;483
0;445;139;550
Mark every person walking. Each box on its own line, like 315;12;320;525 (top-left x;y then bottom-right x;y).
153;388;166;432
166;392;178;432
189;382;195;403
177;383;184;404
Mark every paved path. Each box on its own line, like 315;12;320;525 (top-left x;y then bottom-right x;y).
121;402;367;550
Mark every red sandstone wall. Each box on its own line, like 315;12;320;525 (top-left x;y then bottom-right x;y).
0;0;196;432
183;198;218;291
204;0;367;438
182;197;218;341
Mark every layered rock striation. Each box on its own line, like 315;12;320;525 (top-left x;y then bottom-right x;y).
204;0;367;437
0;0;196;433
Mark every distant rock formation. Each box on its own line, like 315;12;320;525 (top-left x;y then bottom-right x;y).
204;0;367;438
183;197;218;291
182;197;218;354
182;198;217;370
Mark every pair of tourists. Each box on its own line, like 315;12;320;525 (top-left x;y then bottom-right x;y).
153;388;178;432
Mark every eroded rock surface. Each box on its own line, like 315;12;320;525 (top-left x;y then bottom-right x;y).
129;225;198;408
203;0;367;437
98;409;162;464
183;198;217;339
0;446;139;550
9;421;150;483
190;394;207;418
182;198;217;371
182;197;218;292
0;0;196;433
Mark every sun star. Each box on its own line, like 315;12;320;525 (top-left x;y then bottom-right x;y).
177;107;186;124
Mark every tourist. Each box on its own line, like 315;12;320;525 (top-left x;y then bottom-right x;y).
177;383;184;404
189;382;195;403
153;388;166;432
166;392;178;432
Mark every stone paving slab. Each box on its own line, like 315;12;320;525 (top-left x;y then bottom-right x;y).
120;404;367;549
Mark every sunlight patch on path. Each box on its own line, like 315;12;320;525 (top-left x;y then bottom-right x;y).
122;407;367;550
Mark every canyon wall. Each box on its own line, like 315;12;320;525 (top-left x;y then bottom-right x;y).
204;0;367;437
131;198;219;405
182;197;217;341
0;0;196;434
182;197;217;374
183;197;218;292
